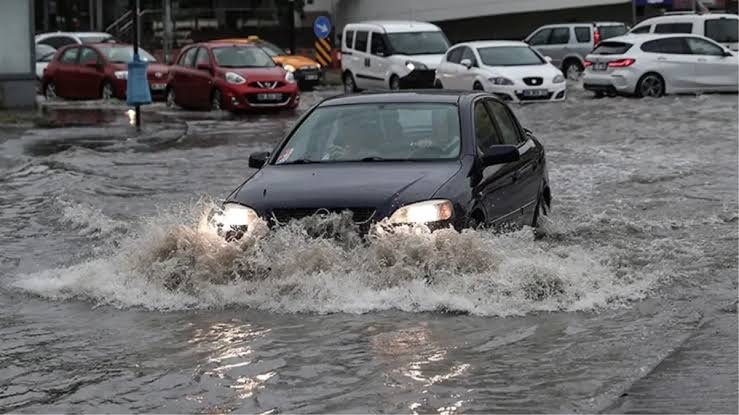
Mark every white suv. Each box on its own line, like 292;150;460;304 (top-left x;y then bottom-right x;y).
35;32;115;49
630;13;738;51
341;21;450;93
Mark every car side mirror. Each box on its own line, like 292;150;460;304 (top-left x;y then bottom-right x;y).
460;58;472;69
196;63;212;72
248;151;270;169
480;145;519;166
544;56;553;63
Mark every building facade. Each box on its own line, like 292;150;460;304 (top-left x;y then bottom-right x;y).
1;0;35;109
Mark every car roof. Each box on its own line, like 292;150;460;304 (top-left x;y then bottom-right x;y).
601;33;715;44
537;21;625;29
345;20;442;33
318;90;488;107
635;13;737;25
36;31;112;39
457;40;528;48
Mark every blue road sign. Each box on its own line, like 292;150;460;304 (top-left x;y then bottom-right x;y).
313;16;332;39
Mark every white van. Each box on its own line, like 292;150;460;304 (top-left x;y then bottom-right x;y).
630;13;738;51
340;21;450;92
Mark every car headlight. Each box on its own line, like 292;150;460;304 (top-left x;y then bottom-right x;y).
225;72;246;84
114;70;128;80
388;200;454;224
283;64;296;73
315;63;321;69
212;203;259;234
553;74;565;83
285;71;296;83
489;77;514;85
405;61;427;71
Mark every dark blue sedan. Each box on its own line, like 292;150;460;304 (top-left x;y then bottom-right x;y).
214;90;551;235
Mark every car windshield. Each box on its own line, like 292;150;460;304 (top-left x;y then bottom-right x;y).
386;31;449;55
599;25;628;40
477;46;544;66
35;44;56;62
592;41;633;55
212;46;275;67
79;35;114;44
258;41;287;57
705;18;739;43
274;103;461;164
98;45;156;62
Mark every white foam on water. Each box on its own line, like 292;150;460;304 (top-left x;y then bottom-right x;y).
12;201;659;315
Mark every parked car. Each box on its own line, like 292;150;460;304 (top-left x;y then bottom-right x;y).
42;43;169;101
35;44;56;80
583;33;738;98
341;20;450;92
166;41;299;112
35;31;115;49
435;41;567;103
210;90;551;240
215;36;323;90
525;22;629;80
629;13;738;51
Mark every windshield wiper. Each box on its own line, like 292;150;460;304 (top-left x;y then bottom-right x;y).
359;156;407;162
279;159;315;165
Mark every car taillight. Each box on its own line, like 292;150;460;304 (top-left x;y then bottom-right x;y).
594;29;601;46
608;58;635;67
584;60;593;67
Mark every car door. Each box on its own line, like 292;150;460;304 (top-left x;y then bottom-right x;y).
173;47;198;106
527;27;552;59
646;37;696;91
54;46;80;98
341;29;362;84
546;27;572;68
471;99;520;226
685;37;738;91
437;46;464;89
77;46;105;99
191;47;215;106
368;32;390;89
352;30;374;89
485;100;542;224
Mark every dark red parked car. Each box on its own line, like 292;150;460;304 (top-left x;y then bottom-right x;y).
166;42;299;112
42;43;169;101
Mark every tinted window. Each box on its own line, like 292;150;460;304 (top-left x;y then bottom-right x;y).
79;47;99;64
485;101;521;146
78;34;113;44
35;44;56;62
599;25;628;39
657;37;690;54
474;101;501;150
592;41;633;55
549;27;571;44
477;46;544;66
195;47;211;66
686;37;725;56
631;25;651;34
575;27;591;43
179;47;197;66
386;31;449;55
446;47;462;63
42;36;76;49
212;46;274;67
655;23;693;34
273;103;461;163
528;28;551;46
59;47;78;64
354;31;368;52
461;47;477;66
705;18;739;43
370;32;387;56
344;30;354;49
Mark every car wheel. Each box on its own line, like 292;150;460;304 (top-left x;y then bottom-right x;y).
44;81;58;100
343;72;358;93
389;75;400;90
101;81;114;101
563;60;583;81
532;191;550;228
636;73;664;98
473;82;484;91
434;79;443;89
211;89;222;111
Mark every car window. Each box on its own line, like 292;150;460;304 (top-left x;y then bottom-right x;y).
195;47;211;66
528;28;551;46
549;27;571;44
485;100;521;146
370;32;387;56
446;47;463;63
212;46;275;67
41;36;77;49
705;18;739;43
461;47;477;66
575;27;591;43
35;44;56;62
592;41;633;55
344;30;354;50
655;23;693;34
686;37;725;56
477;46;545;66
474;101;501;150
656;37;690;54
59;47;79;64
599;25;628;40
79;47;99;65
631;25;651;34
180;47;197;67
354;31;369;52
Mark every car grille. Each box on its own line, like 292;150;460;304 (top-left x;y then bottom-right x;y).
247;81;286;89
515;91;554;101
523;77;544;86
271;207;376;225
245;93;289;104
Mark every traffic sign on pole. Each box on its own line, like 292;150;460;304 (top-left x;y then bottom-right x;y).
313;15;332;39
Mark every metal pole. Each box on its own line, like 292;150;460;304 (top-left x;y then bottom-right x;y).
288;0;295;54
163;0;173;63
632;0;637;25
133;0;141;131
693;0;697;13
43;0;50;31
96;0;103;31
89;0;94;30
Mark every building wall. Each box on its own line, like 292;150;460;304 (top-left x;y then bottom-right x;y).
0;0;35;109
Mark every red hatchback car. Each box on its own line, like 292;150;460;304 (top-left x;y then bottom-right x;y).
166;42;299;112
42;43;169;101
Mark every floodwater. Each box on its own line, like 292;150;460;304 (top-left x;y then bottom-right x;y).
1;86;736;413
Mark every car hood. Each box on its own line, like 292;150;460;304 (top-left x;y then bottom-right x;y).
273;55;319;68
220;66;286;80
482;63;562;79
394;54;445;69
228;161;462;216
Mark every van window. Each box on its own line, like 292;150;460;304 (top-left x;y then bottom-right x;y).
599;24;628;40
386;31;449;55
655;23;693;34
354;31;368;52
631;25;651;34
575;27;591;43
344;30;354;49
705;18;739;43
370;33;387;56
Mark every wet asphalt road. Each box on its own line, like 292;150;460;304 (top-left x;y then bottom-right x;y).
0;85;737;413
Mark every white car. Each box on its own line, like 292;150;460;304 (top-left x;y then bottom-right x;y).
35;32;115;49
35;43;56;80
630;13;738;51
583;33;738;98
434;41;567;103
341;21;450;92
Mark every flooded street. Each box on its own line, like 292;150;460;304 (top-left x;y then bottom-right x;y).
0;86;736;413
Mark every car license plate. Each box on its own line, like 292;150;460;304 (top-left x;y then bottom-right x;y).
594;62;608;71
304;74;318;80
150;83;166;90
257;93;282;101
522;89;549;97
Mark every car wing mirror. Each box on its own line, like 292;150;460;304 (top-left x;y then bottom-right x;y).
481;145;519;166
248;151;270;169
723;50;733;57
460;58;473;69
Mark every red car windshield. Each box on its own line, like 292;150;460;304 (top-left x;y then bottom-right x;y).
97;45;156;63
212;46;275;68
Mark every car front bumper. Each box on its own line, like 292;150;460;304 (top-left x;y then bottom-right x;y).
293;67;322;86
486;82;567;103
